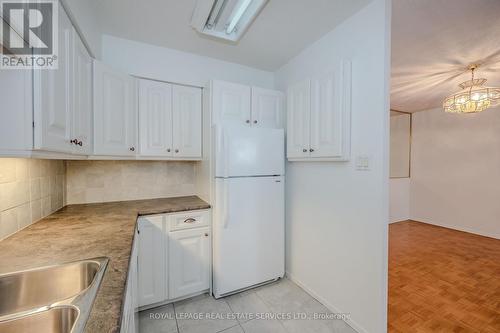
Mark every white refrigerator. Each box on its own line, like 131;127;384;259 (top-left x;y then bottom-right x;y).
213;125;285;298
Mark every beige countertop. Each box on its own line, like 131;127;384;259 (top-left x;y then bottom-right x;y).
0;195;210;333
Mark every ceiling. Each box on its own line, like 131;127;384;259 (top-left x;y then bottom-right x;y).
92;0;371;71
391;0;500;112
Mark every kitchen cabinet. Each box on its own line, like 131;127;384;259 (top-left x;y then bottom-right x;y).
286;79;311;159
211;80;283;128
1;4;91;158
71;29;93;155
138;80;202;159
287;61;351;161
121;226;139;333
138;80;173;156
251;87;284;128
137;209;211;308
93;60;137;156
33;1;74;154
137;216;167;307
169;227;210;299
172;85;202;158
212;80;251;125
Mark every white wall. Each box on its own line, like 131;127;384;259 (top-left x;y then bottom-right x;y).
390;114;410;178
101;35;274;88
274;0;390;332
62;0;103;58
390;178;410;223
410;107;500;239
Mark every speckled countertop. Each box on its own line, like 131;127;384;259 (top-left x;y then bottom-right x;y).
0;196;210;333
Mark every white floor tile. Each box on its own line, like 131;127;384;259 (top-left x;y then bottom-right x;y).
139;304;178;333
225;291;271;323
256;279;313;314
175;296;238;333
241;318;287;333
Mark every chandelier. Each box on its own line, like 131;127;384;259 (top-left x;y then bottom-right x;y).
443;65;500;114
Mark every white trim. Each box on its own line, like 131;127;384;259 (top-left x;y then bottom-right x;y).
410;218;500;240
285;271;368;333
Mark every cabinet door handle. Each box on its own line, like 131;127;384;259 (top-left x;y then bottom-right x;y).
184;218;196;224
302;148;308;153
246;120;250;124
167;148;171;152
70;139;78;145
77;140;83;146
253;120;258;124
175;149;179;153
309;148;315;152
129;147;135;152
204;233;209;237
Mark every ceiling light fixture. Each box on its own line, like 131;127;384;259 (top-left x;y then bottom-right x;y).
226;0;252;34
443;64;500;114
191;0;268;42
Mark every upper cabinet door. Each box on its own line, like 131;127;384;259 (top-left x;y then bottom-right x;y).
33;2;73;153
310;62;351;160
138;79;173;157
93;61;137;156
287;79;311;159
251;87;284;128
212;81;251;126
72;31;92;155
172;85;202;158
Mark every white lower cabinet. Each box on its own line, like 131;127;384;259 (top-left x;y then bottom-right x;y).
137;209;211;308
137;216;167;307
121;226;139;333
169;227;210;299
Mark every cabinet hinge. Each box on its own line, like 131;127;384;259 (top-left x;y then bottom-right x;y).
32;121;35;128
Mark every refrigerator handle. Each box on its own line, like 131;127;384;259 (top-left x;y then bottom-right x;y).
223;180;229;228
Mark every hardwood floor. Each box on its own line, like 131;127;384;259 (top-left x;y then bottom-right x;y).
388;220;500;333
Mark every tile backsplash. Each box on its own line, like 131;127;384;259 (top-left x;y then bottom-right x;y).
0;159;65;240
66;160;197;205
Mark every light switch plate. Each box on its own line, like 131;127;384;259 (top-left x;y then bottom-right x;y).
356;155;371;171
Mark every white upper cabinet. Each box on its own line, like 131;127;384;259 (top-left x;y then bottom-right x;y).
287;79;311;159
93;60;137;156
212;80;251;125
138;80;202;159
139;79;173;156
169;227;210;299
287;61;351;161
172;85;202;158
33;1;73;153
251;87;284;128
72;29;92;155
211;80;284;129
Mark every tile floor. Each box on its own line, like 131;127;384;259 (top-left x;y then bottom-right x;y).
139;278;356;333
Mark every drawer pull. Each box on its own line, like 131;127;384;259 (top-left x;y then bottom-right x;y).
184;218;197;224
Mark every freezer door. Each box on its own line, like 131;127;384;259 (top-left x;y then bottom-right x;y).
213;176;285;297
215;125;285;177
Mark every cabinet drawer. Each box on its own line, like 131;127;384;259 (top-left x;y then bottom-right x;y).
169;210;210;231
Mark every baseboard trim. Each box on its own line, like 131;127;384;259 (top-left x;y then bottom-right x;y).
285;271;369;333
410;218;500;240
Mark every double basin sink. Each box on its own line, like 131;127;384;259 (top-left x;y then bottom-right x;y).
0;257;109;333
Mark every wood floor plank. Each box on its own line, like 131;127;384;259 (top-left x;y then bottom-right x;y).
388;221;500;332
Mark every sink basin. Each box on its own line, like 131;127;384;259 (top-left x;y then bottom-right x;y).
0;306;78;333
0;259;102;317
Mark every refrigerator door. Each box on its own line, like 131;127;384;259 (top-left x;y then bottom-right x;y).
213;176;285;297
215;125;285;178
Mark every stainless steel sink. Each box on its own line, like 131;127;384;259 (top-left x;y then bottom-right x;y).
0;306;78;333
0;257;108;333
0;260;101;316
